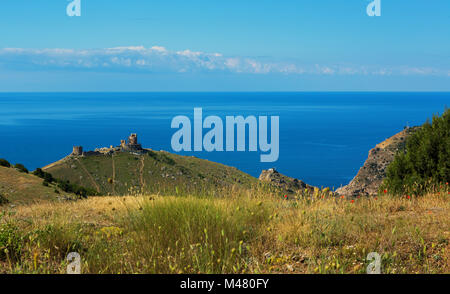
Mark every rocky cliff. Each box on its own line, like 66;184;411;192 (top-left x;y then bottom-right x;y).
336;127;419;196
259;168;316;194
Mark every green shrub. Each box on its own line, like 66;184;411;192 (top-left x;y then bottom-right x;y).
0;222;24;262
56;179;98;198
33;168;55;183
33;169;97;197
0;159;11;168
14;163;29;173
382;109;450;196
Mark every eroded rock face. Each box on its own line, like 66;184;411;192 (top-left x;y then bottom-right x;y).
336;127;418;196
259;168;316;193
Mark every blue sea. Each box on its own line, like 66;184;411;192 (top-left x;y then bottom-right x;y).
0;92;448;189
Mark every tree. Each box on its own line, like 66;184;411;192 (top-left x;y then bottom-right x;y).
14;163;29;173
0;159;11;168
382;109;450;196
33;168;55;183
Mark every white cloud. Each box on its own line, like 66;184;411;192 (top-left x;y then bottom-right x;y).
176;49;202;57
150;46;168;53
108;46;146;52
0;46;448;77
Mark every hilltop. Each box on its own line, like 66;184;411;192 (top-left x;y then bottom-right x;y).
2;134;322;204
43;134;258;197
44;151;260;196
42;134;325;198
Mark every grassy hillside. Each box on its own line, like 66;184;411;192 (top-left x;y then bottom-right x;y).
0;190;448;274
44;151;258;197
0;166;78;206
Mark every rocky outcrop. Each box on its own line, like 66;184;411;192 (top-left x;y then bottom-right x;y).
336;127;419;196
259;168;316;194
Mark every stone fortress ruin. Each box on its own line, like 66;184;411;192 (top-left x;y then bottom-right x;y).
71;133;146;156
72;146;83;156
120;133;142;152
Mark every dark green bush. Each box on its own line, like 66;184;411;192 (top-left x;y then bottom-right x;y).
33;168;98;197
0;159;11;168
33;168;55;183
14;163;29;173
382;109;449;196
56;179;98;198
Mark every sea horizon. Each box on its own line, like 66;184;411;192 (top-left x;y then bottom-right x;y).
1;91;448;189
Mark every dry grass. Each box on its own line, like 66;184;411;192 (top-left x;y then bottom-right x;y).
255;193;449;274
0;190;448;274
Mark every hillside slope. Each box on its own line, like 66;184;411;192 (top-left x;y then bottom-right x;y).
0;166;77;206
43;150;258;196
336;127;419;196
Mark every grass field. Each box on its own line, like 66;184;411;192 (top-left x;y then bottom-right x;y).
1;188;448;274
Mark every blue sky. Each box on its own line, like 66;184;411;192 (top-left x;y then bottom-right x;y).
0;0;449;91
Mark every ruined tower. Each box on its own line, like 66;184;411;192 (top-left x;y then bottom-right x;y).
72;146;83;156
129;133;138;145
119;133;143;152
